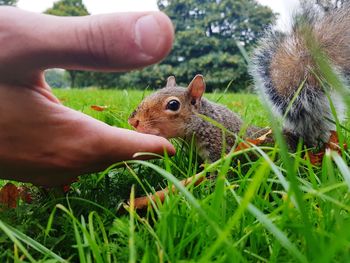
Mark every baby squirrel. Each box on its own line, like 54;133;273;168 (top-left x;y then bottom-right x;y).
250;4;350;146
128;75;265;162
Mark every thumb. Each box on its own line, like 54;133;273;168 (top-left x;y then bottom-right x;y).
70;114;176;171
0;7;174;74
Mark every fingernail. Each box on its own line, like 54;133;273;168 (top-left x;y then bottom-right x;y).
135;14;164;59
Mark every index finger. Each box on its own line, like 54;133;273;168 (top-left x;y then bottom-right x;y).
0;7;174;74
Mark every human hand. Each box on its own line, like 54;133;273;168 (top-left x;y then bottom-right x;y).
0;7;175;186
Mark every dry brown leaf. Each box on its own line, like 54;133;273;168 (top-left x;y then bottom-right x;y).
63;185;71;193
326;130;347;152
0;183;19;208
0;183;32;208
307;151;325;166
307;131;347;166
90;105;108;112
0;183;20;208
231;101;243;108
235;129;272;152
132;174;206;210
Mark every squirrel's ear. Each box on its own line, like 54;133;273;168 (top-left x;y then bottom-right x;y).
188;74;205;105
166;76;176;87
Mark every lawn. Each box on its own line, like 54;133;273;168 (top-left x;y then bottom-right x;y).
0;88;350;262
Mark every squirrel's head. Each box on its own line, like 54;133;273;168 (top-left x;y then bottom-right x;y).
128;74;206;139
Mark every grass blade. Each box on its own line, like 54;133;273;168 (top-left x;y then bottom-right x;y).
227;182;307;263
129;186;137;263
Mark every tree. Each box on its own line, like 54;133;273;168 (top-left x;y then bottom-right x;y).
44;69;69;88
145;0;276;91
75;71;122;89
45;0;89;17
45;0;89;88
0;0;17;5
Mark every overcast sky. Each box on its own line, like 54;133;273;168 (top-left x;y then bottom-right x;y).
17;0;300;30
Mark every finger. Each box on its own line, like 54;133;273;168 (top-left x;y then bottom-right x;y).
98;126;176;163
50;106;176;169
52;109;176;170
0;7;174;72
42;127;176;186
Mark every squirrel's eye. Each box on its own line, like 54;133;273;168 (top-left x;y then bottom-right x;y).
166;100;180;111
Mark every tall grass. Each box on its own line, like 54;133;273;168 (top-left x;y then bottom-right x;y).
0;83;350;262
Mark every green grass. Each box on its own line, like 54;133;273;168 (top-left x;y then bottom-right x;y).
1;88;350;262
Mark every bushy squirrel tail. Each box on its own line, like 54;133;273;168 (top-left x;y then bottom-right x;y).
250;4;350;146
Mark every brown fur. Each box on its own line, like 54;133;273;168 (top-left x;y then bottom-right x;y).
270;33;316;97
316;8;350;72
251;5;350;146
129;75;263;162
129;88;191;138
270;7;350;98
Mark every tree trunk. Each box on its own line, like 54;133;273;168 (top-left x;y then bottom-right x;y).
69;71;77;88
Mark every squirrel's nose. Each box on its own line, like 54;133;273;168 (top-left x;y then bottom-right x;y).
128;118;139;129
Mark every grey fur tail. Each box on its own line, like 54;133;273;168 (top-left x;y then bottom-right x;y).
250;4;350;146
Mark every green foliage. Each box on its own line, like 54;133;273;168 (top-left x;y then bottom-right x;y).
45;69;70;88
116;0;276;91
75;72;124;89
154;0;275;91
0;0;17;5
45;0;89;17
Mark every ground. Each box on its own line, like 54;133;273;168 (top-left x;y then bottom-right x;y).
0;88;350;262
